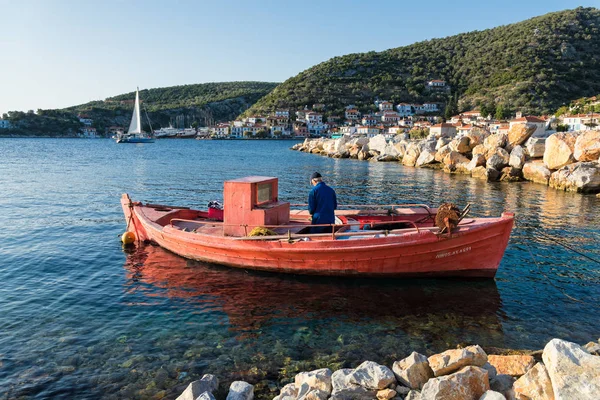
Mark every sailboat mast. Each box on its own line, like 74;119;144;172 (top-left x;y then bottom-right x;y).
136;87;141;133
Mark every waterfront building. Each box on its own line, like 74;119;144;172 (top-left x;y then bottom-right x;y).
356;125;380;138
293;121;308;138
339;126;357;135
559;114;600;132
429;123;456;137
80;126;98;138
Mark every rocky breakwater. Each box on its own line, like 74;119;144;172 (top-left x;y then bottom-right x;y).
291;128;600;194
176;338;600;400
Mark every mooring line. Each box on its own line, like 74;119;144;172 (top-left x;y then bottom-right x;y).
519;243;584;303
533;230;600;265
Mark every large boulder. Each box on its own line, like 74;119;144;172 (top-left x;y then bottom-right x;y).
466;128;489;149
273;383;297;400
176;374;219;400
549;162;600;193
435;144;452;163
472;144;487;158
368;135;389;154
542;338;600;400
487;355;534;377
512;362;554;400
436;137;452;151
499;167;523;182
543;132;579;169
392;351;434;390
348;361;396;390
574;130;600;162
295;368;333;394
443;151;470;171
479;390;507;400
394;141;408;158
465;154;487;172
484;133;508;151
523;161;552;185
508;124;537;147
421;366;490;400
357;145;370;161
226;381;254;400
416;150;437;167
333;135;350;153
509;145;527;169
450;136;472;154
428;345;488;377
526;137;546;158
403;143;421;167
486;148;510;171
472;166;501;182
330;369;377;400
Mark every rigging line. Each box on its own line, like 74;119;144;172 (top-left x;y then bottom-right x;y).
519;243;583;303
532;230;600;265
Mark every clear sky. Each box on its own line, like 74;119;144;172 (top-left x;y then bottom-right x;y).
0;0;597;113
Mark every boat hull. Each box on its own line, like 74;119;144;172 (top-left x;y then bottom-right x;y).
121;195;514;278
116;137;155;143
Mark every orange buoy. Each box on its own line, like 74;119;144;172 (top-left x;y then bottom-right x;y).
121;231;136;245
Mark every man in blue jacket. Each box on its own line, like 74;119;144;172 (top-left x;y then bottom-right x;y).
308;172;337;233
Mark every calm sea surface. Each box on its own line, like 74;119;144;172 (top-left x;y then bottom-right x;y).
0;138;599;399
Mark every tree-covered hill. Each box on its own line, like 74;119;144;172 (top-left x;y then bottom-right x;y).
69;81;279;133
244;7;600;118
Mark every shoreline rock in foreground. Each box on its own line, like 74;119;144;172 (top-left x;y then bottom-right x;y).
177;337;600;400
292;129;600;194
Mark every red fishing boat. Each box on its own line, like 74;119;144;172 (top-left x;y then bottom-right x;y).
121;176;514;278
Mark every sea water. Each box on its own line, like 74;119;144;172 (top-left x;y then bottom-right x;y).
0;138;598;399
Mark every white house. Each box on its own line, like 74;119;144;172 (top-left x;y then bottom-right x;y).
429;123;456;137
423;103;439;113
378;101;393;112
80;126;98;138
345;108;360;121
212;123;230;138
427;80;446;88
356;125;381;138
397;103;414;117
275;110;289;117
306;112;323;125
561;114;600;132
361;115;379;126
308;122;328;136
509;116;547;137
381;112;400;124
339;126;357;135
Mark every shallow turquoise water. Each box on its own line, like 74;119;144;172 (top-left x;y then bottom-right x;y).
0;138;598;399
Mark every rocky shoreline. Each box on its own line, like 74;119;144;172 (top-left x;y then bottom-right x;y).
291;128;600;194
176;338;600;400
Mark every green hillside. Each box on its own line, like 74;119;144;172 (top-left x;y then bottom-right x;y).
69;81;279;133
244;7;600;118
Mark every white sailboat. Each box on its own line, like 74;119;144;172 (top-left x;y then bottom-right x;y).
115;88;155;143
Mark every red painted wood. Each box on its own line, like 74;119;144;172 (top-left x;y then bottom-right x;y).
120;192;514;278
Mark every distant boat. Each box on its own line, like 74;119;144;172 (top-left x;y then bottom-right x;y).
154;125;179;138
115;88;155;144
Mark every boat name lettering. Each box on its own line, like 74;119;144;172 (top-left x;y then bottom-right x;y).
435;246;472;259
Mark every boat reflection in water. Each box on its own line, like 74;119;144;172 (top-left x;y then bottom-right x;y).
122;245;505;351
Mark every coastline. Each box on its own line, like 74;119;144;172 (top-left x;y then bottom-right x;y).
176;337;600;400
291;130;600;195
